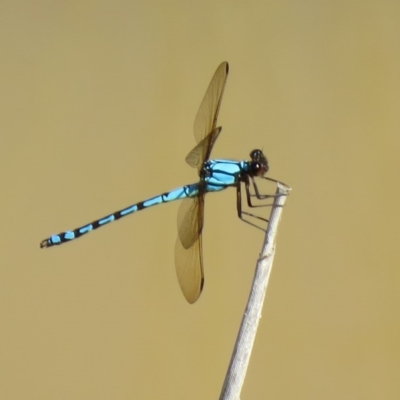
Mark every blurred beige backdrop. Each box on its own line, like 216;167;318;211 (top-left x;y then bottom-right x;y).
1;1;399;399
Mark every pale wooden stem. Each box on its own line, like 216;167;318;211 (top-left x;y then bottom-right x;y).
220;182;291;400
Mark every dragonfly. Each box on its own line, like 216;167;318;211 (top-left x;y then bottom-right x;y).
40;62;275;303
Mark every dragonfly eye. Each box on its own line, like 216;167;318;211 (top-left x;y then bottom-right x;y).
250;149;263;161
251;162;269;176
249;149;269;176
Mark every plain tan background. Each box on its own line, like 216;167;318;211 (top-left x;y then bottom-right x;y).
1;1;399;399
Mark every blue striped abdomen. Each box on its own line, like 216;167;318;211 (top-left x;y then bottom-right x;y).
40;183;200;248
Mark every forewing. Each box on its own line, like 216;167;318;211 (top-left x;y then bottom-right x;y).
193;62;229;144
185;127;222;170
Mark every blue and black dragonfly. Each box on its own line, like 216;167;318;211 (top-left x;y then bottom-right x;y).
40;62;275;303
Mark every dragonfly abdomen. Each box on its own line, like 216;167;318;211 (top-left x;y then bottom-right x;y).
40;183;200;248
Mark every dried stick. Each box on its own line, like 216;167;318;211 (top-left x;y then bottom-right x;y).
220;181;291;400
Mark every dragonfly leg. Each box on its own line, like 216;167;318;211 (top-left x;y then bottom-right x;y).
249;177;285;202
236;176;288;231
236;181;270;231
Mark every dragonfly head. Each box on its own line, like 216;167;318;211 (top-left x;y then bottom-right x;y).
249;149;269;177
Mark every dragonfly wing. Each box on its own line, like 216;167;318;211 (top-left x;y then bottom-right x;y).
193;62;229;143
185;127;222;169
176;194;204;249
187;62;229;169
175;195;205;303
176;62;228;302
175;232;204;304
